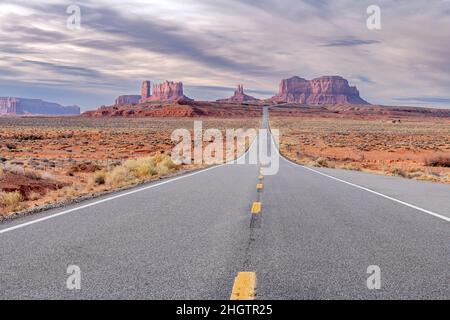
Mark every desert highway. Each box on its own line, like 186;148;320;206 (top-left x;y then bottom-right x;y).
0;108;449;300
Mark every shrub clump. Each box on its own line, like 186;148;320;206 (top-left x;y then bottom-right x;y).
24;170;41;180
314;157;329;168
425;156;450;168
91;153;178;188
93;170;107;185
390;167;407;177
0;191;23;211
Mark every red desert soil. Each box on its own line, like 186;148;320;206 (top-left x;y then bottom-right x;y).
0;114;260;218
269;104;450;120
0;172;67;200
270;106;450;183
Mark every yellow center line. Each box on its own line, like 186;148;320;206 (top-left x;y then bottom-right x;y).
251;202;262;214
258;175;264;180
256;183;264;190
230;272;257;300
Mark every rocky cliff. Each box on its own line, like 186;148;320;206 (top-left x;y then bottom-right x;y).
140;80;192;102
217;85;259;103
0;97;80;116
115;95;141;105
270;76;369;105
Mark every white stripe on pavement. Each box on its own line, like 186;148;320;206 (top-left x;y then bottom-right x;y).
0;133;262;235
268;125;450;223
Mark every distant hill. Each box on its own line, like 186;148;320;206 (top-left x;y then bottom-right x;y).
0;97;80;116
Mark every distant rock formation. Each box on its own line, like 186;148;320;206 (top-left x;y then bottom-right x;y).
0;97;80;116
141;80;151;100
82;100;264;118
140;80;192;102
270;76;369;105
115;95;141;105
217;85;259;103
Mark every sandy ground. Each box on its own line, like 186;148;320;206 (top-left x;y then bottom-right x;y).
0;116;260;217
271;116;450;183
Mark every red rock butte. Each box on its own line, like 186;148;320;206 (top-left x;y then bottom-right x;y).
270;76;369;105
217;84;259;103
140;80;193;103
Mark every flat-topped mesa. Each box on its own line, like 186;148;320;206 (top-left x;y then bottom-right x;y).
115;95;141;106
217;84;259;103
140;80;192;102
271;76;369;105
0;97;80;116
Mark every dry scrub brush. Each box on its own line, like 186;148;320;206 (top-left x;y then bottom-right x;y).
0;191;23;211
90;153;178;188
425;155;450;168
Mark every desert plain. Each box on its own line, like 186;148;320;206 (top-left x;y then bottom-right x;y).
1;102;449;219
0;113;260;218
271;105;450;183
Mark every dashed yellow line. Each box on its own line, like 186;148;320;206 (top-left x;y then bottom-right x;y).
251;202;262;214
230;272;257;300
256;183;264;190
258;175;264;180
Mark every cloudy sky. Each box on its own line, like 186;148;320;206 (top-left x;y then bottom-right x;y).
0;0;449;110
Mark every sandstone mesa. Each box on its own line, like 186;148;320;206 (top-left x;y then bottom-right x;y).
270;76;369;105
140;80;193;103
6;74;450;118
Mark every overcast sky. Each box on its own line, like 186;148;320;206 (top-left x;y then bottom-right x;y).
0;0;449;110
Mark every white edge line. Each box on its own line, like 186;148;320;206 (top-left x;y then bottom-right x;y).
267;115;450;223
0;164;223;235
298;165;449;223
0;136;259;235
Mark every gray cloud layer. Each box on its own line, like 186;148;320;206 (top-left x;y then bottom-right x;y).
0;0;449;109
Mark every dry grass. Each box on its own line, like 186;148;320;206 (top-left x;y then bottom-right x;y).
55;185;82;201
93;170;107;185
0;191;23;211
315;157;330;168
272;116;450;183
390;167;407;178
24;170;41;180
27;191;41;201
106;166;131;187
92;153;177;189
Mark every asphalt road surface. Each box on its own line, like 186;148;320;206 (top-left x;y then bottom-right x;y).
0;108;448;299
